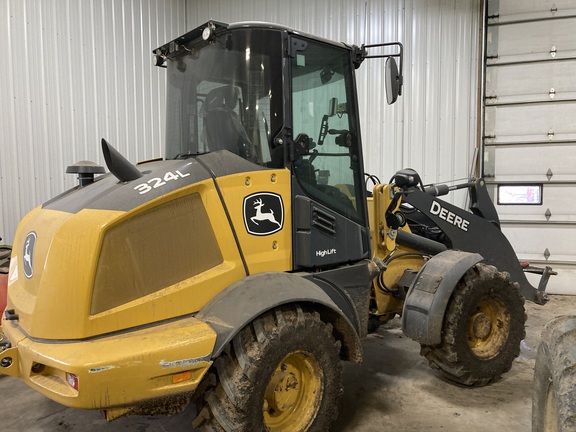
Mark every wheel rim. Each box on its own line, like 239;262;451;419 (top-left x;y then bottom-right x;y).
263;350;323;431
467;297;510;359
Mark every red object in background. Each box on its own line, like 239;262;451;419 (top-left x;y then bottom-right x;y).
0;273;7;314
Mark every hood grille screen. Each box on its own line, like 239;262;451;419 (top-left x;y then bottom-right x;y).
91;193;222;314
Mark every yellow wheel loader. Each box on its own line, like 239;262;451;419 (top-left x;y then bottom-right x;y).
1;21;554;431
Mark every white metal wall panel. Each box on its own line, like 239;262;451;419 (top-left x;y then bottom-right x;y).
504;224;576;262
484;0;576;294
0;0;186;244
486;144;576;182
485;103;576;146
186;0;481;195
486;60;576;105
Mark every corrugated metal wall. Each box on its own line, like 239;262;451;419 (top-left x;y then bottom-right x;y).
0;0;186;244
186;0;482;189
0;0;481;244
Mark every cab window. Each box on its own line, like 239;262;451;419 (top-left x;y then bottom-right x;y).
291;39;364;223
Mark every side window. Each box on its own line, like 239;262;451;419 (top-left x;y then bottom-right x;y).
164;29;284;165
256;94;273;165
196;83;255;160
195;81;276;166
291;41;364;223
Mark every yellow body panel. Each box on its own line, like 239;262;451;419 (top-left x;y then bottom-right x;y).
368;184;425;317
6;179;246;340
217;169;292;275
1;316;216;410
8;206;123;338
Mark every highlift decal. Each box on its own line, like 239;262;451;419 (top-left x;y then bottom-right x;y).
430;201;470;232
316;248;337;258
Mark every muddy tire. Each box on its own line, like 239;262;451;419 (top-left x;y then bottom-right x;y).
0;246;11;273
193;304;343;431
532;315;576;432
421;263;526;386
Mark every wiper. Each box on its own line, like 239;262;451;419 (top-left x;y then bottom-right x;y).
174;152;194;159
174;151;211;159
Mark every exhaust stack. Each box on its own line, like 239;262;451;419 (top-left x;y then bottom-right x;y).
101;139;143;182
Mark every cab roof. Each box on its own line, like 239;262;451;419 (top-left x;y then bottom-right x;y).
153;20;354;64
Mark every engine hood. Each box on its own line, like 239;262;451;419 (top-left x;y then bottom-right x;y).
5;151;258;340
44;158;211;214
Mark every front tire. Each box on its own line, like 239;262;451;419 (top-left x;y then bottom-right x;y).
532;316;576;432
421;263;526;386
193;304;343;431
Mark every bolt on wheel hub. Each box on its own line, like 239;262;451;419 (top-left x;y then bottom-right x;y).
467;298;510;359
471;313;492;340
266;368;300;412
263;351;323;431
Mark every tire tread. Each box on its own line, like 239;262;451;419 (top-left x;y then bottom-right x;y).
193;304;342;431
421;263;526;386
533;315;576;432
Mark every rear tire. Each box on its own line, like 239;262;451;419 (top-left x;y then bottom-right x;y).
532;315;576;432
193;304;342;431
421;263;526;386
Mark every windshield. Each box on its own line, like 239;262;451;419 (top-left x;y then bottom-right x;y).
165;28;283;166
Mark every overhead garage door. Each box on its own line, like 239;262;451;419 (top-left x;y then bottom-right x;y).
483;0;576;294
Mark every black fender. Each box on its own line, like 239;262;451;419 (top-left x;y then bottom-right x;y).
195;271;365;363
401;249;483;346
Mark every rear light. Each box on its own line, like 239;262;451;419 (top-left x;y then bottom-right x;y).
66;372;79;390
172;370;192;384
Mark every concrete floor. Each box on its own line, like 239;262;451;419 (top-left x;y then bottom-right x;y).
1;294;575;431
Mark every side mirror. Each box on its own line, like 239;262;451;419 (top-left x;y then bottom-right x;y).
360;42;403;104
328;97;338;117
385;57;400;105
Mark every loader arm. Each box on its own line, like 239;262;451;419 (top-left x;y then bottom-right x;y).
402;181;548;304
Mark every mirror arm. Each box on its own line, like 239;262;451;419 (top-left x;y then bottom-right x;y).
351;44;368;68
361;42;404;95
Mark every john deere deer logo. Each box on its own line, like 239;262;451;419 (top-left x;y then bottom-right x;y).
243;192;284;236
251;198;281;227
23;231;37;279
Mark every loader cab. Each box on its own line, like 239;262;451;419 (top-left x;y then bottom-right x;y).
155;21;382;269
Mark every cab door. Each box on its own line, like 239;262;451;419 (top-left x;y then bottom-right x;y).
289;37;370;269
